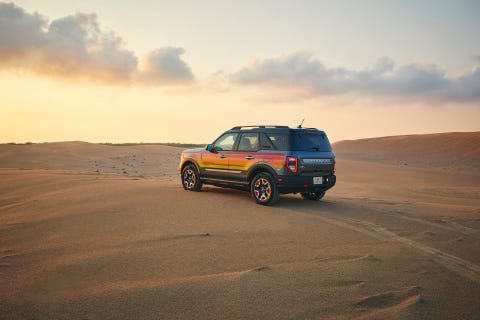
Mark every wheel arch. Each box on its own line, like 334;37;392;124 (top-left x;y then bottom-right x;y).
181;159;201;173
247;164;278;184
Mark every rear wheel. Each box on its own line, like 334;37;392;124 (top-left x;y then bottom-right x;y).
181;164;203;191
301;191;325;201
251;172;279;205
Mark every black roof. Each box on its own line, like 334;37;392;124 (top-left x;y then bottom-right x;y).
229;125;320;132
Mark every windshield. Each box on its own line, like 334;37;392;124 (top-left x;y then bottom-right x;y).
291;131;332;152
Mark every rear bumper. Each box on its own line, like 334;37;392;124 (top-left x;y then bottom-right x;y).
275;174;336;194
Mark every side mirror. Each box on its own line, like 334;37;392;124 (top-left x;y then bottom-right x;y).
206;144;214;151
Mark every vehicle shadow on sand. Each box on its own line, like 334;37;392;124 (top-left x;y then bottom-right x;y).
198;185;345;211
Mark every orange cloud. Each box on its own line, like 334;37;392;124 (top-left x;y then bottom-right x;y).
0;3;194;85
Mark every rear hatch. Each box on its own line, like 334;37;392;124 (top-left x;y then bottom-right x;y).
290;130;335;176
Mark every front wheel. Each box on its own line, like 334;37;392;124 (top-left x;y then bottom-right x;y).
181;164;203;191
251;172;279;205
301;191;325;201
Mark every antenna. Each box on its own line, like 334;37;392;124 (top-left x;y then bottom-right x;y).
297;118;305;128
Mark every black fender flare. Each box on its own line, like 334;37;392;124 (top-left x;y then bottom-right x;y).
181;158;201;174
246;163;278;183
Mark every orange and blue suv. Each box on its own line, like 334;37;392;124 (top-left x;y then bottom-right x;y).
178;125;336;205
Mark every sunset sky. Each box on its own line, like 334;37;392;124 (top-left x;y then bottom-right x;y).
1;0;479;143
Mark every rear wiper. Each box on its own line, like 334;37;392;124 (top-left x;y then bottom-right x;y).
311;147;320;151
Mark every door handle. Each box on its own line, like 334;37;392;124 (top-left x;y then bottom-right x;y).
245;155;255;160
220;154;227;158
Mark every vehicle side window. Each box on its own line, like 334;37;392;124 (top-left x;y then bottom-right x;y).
238;133;259;151
260;133;275;150
267;133;288;150
214;133;238;151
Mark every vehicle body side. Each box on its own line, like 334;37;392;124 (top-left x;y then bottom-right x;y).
179;148;284;189
178;127;336;195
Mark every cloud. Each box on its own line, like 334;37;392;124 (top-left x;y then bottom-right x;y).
139;47;194;84
450;66;480;102
0;2;193;85
231;51;480;103
0;2;46;59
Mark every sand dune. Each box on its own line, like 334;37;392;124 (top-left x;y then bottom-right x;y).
0;141;182;178
333;131;480;170
0;134;479;319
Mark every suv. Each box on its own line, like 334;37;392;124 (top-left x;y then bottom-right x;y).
178;125;336;205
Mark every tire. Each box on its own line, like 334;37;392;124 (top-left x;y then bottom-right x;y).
301;191;325;201
250;172;279;205
181;164;203;191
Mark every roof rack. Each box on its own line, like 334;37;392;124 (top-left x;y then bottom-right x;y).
230;125;289;130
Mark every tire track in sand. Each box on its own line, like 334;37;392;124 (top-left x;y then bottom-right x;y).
385;211;480;238
345;217;480;284
287;208;480;284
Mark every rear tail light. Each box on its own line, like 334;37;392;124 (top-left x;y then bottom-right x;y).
286;156;298;173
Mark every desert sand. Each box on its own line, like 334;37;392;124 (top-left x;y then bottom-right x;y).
1;135;479;319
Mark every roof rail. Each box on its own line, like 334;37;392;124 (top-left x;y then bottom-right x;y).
230;125;289;130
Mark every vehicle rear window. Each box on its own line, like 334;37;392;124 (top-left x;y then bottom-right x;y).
291;131;332;152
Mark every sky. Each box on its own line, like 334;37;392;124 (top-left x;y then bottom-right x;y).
1;0;479;143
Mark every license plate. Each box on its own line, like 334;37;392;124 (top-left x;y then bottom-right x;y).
313;177;323;185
